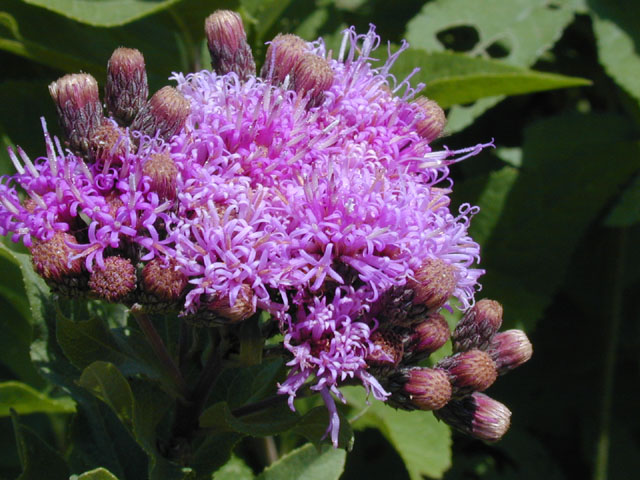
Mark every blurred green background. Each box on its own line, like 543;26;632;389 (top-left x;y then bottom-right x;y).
1;1;639;479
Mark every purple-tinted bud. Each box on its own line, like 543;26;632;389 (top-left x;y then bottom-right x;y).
142;258;187;302
207;284;255;323
48;73;104;153
30;232;83;282
132;86;190;141
106;47;149;126
142;151;178;200
205;10;256;80
438;349;497;394
435;392;511;442
488;329;533;375
402;367;452;411
88;123;130;163
412;96;446;142
407;258;457;311
261;33;309;84
292;54;334;107
452;299;503;352
366;330;404;367
88;256;136;302
406;312;451;359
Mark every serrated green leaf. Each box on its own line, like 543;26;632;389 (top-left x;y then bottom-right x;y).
76;467;121;480
22;0;180;27
0;381;75;416
591;0;640;104
214;455;254;480
479;114;640;330
343;387;451;480
392;50;589;109
11;410;69;480
78;361;135;427
292;406;354;451
256;443;346;480
200;400;300;437
605;173;640;227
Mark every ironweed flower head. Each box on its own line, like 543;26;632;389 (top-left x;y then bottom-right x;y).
0;15;508;448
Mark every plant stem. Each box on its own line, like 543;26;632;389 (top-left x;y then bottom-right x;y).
130;304;187;395
593;228;627;480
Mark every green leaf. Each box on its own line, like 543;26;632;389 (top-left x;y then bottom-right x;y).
128;380;189;480
241;0;294;41
214;455;254;480
190;431;244;480
0;0;186;90
200;400;300;437
11;410;69;480
56;313;178;395
291;406;354;451
404;0;580;130
75;467;121;480
591;0;640;104
78;361;135;427
605;173;640;227
405;0;578;67
343;387;451;480
256;443;346;480
210;357;285;409
478;113;640;330
468;166;520;247
57;315;130;371
22;0;181;27
392;50;590;109
0;381;74;416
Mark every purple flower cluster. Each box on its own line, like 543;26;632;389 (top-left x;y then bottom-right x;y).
0;12;518;448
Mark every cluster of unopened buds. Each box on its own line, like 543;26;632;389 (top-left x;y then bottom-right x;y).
0;10;531;447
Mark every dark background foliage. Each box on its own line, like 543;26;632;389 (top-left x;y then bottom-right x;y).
1;1;638;479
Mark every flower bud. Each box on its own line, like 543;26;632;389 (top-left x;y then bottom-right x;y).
402;367;452;411
142;151;179;200
488;329;533;375
88;256;136;302
412;96;446;142
87;123;130;163
105;47;149;126
207;284;255;323
435;392;511;442
132;86;190;141
366;330;404;367
406;312;451;359
48;73;104;153
452;299;503;352
261;33;309;84
31;232;83;282
205;10;256;80
292;54;334;107
142;258;187;302
407;258;457;311
438;349;497;394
